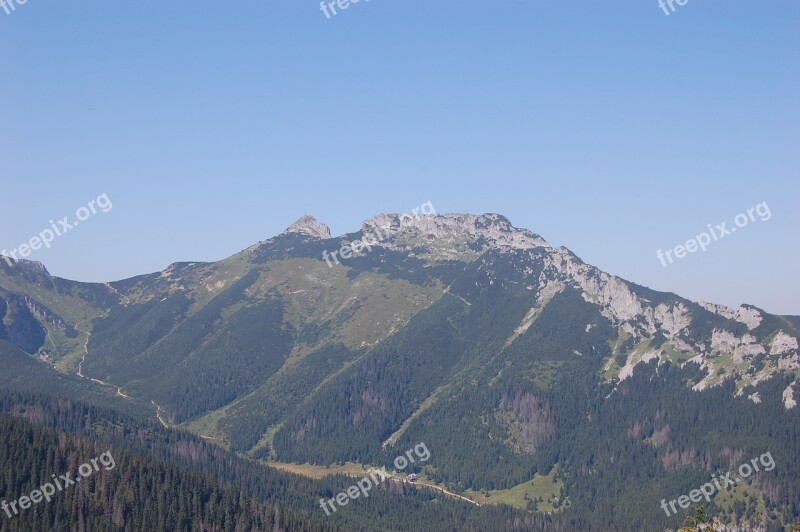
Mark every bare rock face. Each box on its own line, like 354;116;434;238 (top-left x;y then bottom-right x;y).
698;301;763;330
653;303;692;339
710;329;766;363
770;331;799;355
784;383;797;409
282;215;331;240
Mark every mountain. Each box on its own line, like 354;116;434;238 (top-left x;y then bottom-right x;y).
1;213;798;530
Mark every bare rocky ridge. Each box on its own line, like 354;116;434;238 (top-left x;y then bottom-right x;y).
359;213;551;258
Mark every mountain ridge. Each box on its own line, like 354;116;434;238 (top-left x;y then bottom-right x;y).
1;211;798;529
2;212;797;407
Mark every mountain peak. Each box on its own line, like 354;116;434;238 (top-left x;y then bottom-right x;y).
359;213;551;256
0;257;49;275
282;215;331;239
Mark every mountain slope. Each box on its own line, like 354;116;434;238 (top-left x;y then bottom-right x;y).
1;213;797;530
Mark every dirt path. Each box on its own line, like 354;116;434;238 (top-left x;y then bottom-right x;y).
443;278;472;307
104;282;130;306
152;400;169;428
74;317;135;400
74;314;105;378
74;307;164;427
266;461;480;506
413;480;480;506
75;284;129;377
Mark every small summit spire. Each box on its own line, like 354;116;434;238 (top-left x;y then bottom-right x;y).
282;215;331;240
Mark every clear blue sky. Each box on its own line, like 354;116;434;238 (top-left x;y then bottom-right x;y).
1;0;798;314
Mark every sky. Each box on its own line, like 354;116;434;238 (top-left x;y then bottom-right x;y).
1;0;798;315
